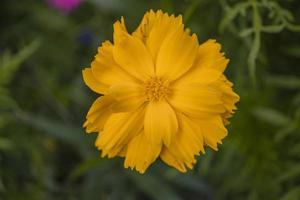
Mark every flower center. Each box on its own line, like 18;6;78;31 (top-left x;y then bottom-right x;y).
144;77;170;101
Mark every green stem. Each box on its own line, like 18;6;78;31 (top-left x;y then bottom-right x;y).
248;0;262;86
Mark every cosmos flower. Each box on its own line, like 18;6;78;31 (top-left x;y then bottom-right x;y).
47;0;82;14
82;10;239;173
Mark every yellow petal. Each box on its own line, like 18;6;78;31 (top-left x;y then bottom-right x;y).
113;17;128;44
175;68;223;86
144;101;178;146
83;95;114;133
218;76;240;112
194;116;228;151
160;114;204;172
147;14;183;61
197;39;228;72
133;10;183;61
113;32;154;80
132;9;159;42
160;149;187;173
174;39;228;86
155;27;198;81
117;146;127;157
91;41;137;87
95;106;145;158
82;68;108;94
211;75;240;125
109;83;145;112
169;84;225;118
124;132;161;174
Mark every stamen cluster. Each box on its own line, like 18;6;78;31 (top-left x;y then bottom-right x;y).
144;77;170;101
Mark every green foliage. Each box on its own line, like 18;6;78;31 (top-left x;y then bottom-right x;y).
0;40;40;85
1;0;300;199
220;0;300;84
0;39;40;108
0;39;41;152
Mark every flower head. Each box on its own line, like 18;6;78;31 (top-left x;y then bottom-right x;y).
47;0;82;14
82;10;239;173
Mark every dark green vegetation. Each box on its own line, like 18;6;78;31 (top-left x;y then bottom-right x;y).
1;0;300;199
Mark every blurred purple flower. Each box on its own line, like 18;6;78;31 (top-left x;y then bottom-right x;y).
47;0;82;14
77;29;95;46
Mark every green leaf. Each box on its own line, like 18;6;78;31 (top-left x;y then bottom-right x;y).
219;2;251;32
239;28;253;37
239;24;285;37
266;75;300;89
252;107;291;126
0;39;41;86
69;157;112;181
248;0;262;85
15;110;92;156
261;24;285;33
286;23;300;32
127;172;182;200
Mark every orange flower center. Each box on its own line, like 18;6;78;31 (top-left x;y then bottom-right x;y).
144;77;170;101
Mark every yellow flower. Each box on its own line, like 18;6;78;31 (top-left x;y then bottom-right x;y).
82;10;239;173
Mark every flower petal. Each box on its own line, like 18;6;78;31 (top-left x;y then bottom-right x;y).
133;10;183;61
91;41;137;88
175;39;229;85
147;14;183;61
197;39;228;72
109;83;145;112
160;150;187;173
194;116;228;151
211;75;240;125
95;106;145;158
113;32;155;80
124;132;161;174
160;114;204;172
82;68;108;94
132;9;159;42
83;95;114;133
175;68;224;86
155;27;198;81
113;17;128;44
144;101;178;146
169;84;225;118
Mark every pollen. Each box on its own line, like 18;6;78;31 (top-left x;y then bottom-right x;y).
144;77;170;101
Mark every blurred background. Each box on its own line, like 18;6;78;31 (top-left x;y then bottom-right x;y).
1;0;300;199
